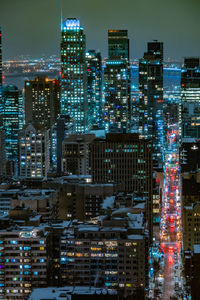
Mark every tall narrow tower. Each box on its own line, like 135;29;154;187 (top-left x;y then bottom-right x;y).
104;30;131;133
60;18;88;134
138;41;164;168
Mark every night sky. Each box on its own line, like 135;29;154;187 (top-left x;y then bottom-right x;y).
1;0;200;61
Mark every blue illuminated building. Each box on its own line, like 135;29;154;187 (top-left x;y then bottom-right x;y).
86;50;102;127
60;18;88;134
138;41;164;168
104;30;130;133
0;85;23;161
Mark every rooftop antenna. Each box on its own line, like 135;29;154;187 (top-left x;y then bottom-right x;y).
60;0;63;31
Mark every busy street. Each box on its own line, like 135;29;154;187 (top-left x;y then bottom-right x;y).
159;125;184;300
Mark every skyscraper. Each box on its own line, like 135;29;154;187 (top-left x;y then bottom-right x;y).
104;30;130;133
61;18;88;133
179;58;200;142
24;76;60;130
108;30;129;60
104;59;129;133
86;50;102;126
138;41;164;168
51;115;73;174
90;133;153;240
19;124;50;179
1;85;23;161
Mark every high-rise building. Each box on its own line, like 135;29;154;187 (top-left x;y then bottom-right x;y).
108;30;129;61
86;50;102;126
90;133;153;240
147;40;163;61
179;58;200;141
138;41;164;168
51;115;73;174
24;76;60;130
62;134;95;175
104;59;130;133
0;226;52;299
18;124;50;180
104;30;131;133
1;85;23;161
61;18;88;133
60;212;148;297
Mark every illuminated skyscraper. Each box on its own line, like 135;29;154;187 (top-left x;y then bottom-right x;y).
104;59;129;133
1;85;23;161
61;18;88;133
104;30;130;133
86;50;102;126
108;30;129;60
138;41;164;168
25;76;60;130
179;58;200;141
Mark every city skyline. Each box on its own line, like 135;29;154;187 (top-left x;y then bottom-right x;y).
1;0;200;61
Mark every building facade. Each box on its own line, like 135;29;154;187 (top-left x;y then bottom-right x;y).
179;58;200;142
104;59;130;133
0;226;52;299
108;30;129;61
138;41;164;168
60;214;148;297
61;18;88;133
86;50;102;127
62;134;95;175
18;124;50;180
24;76;60;130
90;133;153;240
1;85;23;161
104;30;131;133
51;115;73;174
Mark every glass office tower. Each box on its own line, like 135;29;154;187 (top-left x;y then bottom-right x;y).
138;41;164;168
179;58;200;142
86;50;102;127
60;18;88;134
104;30;130;133
1;85;23;161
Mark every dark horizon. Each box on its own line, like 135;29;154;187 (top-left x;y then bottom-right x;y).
1;0;200;61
